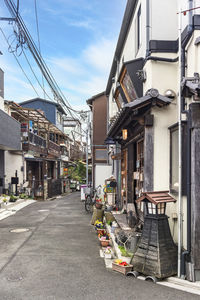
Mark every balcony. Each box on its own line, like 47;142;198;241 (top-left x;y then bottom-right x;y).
48;140;60;157
22;132;47;155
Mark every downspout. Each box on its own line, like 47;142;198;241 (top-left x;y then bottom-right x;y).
180;0;193;278
178;6;183;278
146;0;150;57
181;110;191;278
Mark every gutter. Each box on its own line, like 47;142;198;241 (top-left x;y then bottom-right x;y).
180;0;193;279
145;56;179;63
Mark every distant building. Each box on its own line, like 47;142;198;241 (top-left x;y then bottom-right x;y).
20;98;65;131
87;92;112;188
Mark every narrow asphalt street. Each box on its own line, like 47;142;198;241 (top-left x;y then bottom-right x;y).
0;192;199;300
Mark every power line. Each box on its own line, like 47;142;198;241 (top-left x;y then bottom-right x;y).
1;0;89;141
4;0;83;120
34;0;45;99
22;48;56;102
0;27;40;97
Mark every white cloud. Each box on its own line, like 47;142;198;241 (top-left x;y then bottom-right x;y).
83;38;116;73
48;37;116;98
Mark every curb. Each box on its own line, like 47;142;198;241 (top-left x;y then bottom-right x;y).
0;199;36;221
101;224;200;296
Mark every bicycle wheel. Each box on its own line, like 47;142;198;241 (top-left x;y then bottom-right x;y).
85;195;92;212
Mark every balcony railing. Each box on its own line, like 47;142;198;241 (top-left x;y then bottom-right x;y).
29;132;46;148
48;140;60;157
22;132;47;155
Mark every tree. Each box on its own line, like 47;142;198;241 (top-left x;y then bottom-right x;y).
68;161;88;183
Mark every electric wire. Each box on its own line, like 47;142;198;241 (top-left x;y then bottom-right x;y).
3;0;89;140
34;0;45;99
0;27;40;97
4;0;83;119
22;48;56;102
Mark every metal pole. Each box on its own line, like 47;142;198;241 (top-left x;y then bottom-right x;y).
86;112;90;186
178;6;183;278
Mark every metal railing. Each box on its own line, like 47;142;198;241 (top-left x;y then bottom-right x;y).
29;132;46;148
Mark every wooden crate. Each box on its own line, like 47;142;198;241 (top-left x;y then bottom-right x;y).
112;262;133;275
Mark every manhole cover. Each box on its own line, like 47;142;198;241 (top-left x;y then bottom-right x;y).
38;209;49;212
10;228;30;233
7;274;23;282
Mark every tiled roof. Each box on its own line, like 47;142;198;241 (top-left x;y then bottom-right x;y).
136;191;176;205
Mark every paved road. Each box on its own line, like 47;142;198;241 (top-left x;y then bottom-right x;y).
0;192;199;300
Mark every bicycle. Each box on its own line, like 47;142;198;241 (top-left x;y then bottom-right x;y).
85;185;101;213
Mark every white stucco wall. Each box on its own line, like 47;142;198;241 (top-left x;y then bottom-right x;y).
185;30;200;77
143;53;179;95
4;151;25;190
95;164;112;191
151;0;178;40
153;104;177;191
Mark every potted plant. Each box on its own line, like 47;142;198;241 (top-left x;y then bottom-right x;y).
104;246;112;259
112;259;133;275
99;235;110;247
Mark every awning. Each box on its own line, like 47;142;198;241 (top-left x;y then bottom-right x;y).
107;89;171;139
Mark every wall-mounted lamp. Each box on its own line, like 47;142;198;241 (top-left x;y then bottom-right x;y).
122;129;127;140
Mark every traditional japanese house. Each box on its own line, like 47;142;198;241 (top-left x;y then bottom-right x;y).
105;0;200;280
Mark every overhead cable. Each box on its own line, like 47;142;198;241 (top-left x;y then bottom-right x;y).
0;27;40;97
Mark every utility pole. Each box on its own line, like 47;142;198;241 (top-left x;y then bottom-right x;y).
86;111;90;186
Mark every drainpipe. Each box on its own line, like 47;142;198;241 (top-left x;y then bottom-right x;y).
181;110;191;277
178;6;183;278
146;0;150;57
180;0;193;278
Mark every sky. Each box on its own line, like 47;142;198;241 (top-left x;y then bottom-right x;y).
0;0;127;112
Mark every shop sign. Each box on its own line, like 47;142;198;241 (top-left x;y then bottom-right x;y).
63;168;68;176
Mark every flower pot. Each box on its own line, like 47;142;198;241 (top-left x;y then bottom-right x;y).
95;203;103;209
104;253;112;259
112;262;133;275
96;228;106;235
100;239;110;247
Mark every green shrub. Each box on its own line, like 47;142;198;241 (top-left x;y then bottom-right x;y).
9;194;18;202
118;245;133;257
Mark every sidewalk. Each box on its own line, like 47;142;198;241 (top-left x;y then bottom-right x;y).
0;198;36;221
103;223;200;296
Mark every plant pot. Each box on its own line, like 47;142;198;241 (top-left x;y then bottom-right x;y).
104;253;112;259
95;203;103;209
112;262;133;275
100;239;110;247
96;228;106;235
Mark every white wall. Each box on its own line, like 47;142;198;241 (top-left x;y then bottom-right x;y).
95;164;112;191
185;30;200;77
4;151;25;190
151;0;178;40
143;53;179;95
153;103;178;191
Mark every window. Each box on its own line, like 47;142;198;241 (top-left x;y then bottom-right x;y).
95;149;107;160
136;5;141;52
170;127;178;194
